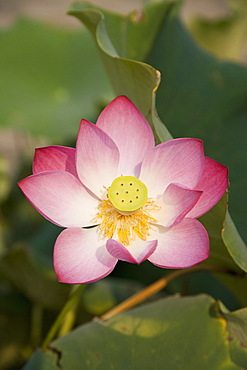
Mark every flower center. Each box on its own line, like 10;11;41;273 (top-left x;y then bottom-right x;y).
108;176;148;213
95;176;159;246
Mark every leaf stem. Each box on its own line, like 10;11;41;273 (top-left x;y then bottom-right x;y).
100;264;233;321
42;284;86;351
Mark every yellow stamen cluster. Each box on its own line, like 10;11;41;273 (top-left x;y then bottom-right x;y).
95;198;158;246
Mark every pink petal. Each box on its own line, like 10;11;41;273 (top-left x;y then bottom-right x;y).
139;138;205;199
18;171;98;227
155;184;202;227
187;157;228;218
148;219;209;268
32;146;78;178
76;120;119;198
96;96;155;176
54;228;117;284
106;238;157;264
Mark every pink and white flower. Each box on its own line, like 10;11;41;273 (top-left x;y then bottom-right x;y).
18;96;228;284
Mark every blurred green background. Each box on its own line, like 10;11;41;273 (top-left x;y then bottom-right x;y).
0;0;247;368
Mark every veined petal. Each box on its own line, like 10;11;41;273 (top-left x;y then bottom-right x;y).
106;238;157;264
33;146;77;177
54;228;117;284
76;120;120;198
155;184;202;227
18;171;98;227
148;219;209;268
96;96;155;176
187;157;228;218
140;138;204;199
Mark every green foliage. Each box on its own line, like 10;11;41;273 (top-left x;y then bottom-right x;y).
25;295;244;369
0;19;113;140
68;1;173;142
223;211;247;272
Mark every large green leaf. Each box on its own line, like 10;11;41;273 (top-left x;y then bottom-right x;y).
24;350;58;370
198;193;247;281
218;301;247;368
24;295;241;369
68;2;173;142
70;1;175;61
199;193;237;270
223;211;247;272
0;18;113;140
68;2;247;273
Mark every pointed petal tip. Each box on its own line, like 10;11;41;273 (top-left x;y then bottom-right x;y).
106;238;157;264
96;95;154;176
187;157;229;218
32;145;77;176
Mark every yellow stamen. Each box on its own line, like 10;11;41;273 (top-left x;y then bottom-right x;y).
95;198;159;246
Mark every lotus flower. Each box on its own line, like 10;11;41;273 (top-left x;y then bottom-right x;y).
18;96;228;283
